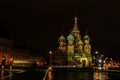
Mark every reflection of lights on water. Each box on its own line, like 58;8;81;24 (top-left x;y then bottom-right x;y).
1;65;26;80
12;69;26;73
9;66;12;80
1;65;4;80
48;70;53;80
43;66;53;80
48;66;53;80
93;71;109;80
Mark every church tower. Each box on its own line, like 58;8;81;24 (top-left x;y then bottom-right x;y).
78;40;84;55
72;16;81;55
72;16;81;41
67;33;75;64
58;35;66;51
55;16;93;67
83;32;92;66
84;33;91;54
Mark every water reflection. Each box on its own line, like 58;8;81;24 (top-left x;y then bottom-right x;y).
9;65;12;80
0;66;111;80
0;65;13;80
47;68;109;80
48;70;53;80
93;71;109;80
48;68;94;80
1;65;4;80
47;66;53;80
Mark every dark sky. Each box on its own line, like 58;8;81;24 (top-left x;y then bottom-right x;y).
0;0;120;59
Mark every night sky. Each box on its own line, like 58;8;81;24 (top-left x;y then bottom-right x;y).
0;0;120;60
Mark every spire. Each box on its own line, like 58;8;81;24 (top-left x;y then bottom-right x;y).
69;27;72;34
72;16;80;33
74;16;77;24
85;28;88;35
67;33;75;41
84;28;90;40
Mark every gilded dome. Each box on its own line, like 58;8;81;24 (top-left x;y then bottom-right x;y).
58;35;66;42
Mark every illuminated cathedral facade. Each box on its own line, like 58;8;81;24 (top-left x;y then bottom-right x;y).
57;16;92;67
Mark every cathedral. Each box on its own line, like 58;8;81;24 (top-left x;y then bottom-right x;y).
57;16;92;67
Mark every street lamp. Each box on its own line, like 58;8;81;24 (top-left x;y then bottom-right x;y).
93;51;99;68
2;56;6;66
10;58;13;66
95;51;98;54
49;51;52;65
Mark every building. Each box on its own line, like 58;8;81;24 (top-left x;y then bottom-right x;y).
55;16;92;67
0;37;43;66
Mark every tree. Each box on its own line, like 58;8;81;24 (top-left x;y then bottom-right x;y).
53;48;67;65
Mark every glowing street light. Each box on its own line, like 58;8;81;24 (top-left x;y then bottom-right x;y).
101;55;104;57
95;51;98;54
10;58;13;66
2;56;6;66
49;51;52;65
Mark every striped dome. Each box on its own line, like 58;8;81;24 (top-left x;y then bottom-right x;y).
84;34;90;40
67;34;75;41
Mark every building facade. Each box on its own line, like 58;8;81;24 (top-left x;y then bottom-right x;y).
57;16;92;67
0;37;42;66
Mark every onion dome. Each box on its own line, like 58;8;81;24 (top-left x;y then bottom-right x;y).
67;33;75;41
58;35;66;42
78;40;84;45
84;34;90;40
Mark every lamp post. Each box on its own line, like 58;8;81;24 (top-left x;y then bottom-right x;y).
49;51;52;66
9;58;13;80
93;51;99;69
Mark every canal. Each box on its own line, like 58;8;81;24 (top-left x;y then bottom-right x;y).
0;66;120;80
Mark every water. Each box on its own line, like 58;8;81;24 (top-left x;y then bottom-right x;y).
44;67;120;80
0;66;120;80
48;68;109;80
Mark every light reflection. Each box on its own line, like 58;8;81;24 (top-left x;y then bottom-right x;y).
93;71;109;80
47;66;53;80
1;65;4;80
9;65;12;80
48;70;53;80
